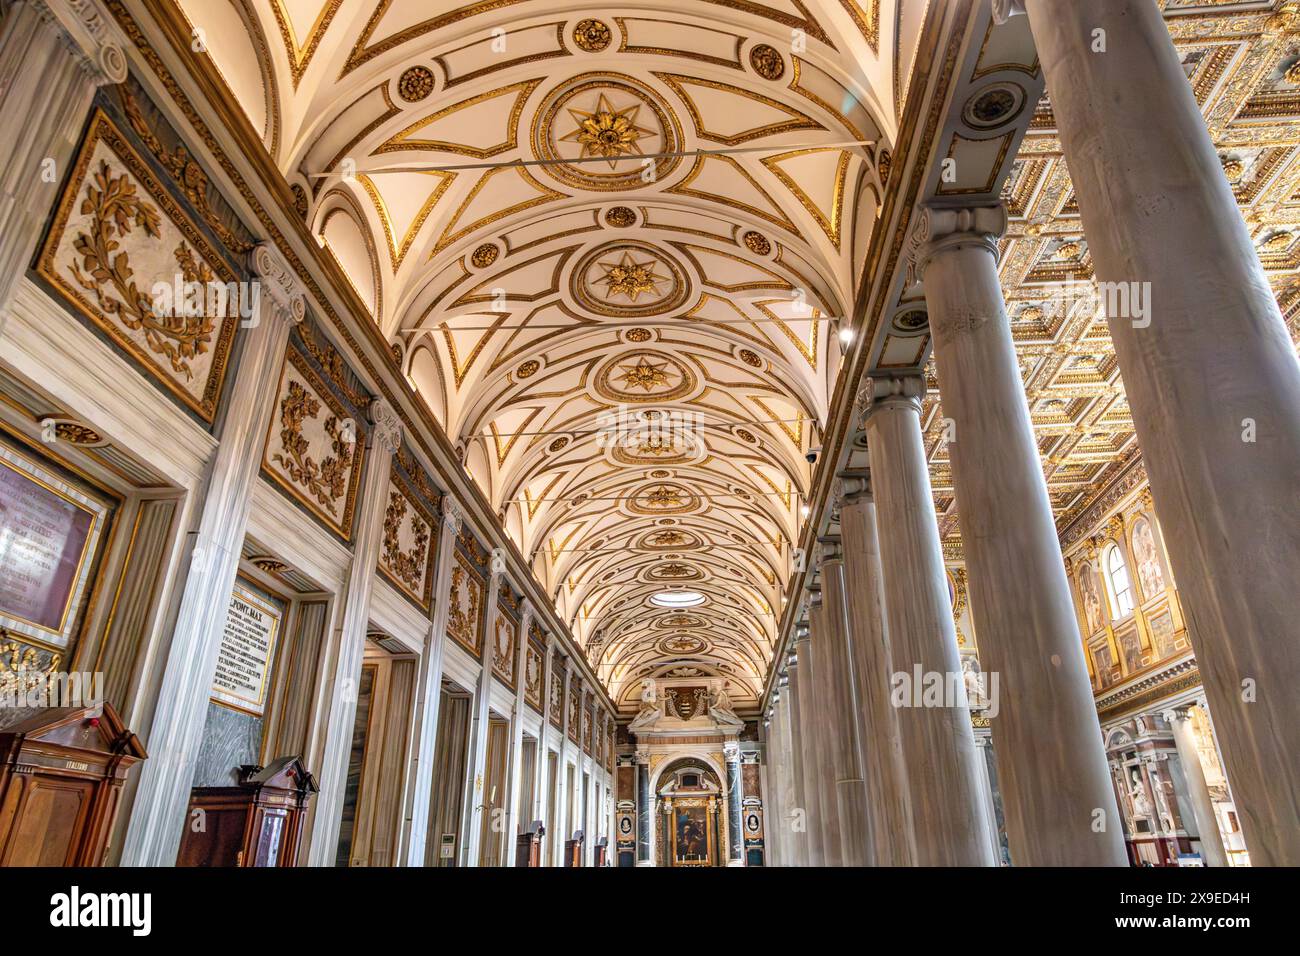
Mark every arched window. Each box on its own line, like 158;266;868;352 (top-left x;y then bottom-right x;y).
1104;544;1135;619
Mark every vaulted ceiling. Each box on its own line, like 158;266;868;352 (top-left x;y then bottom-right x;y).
166;0;1300;716
174;0;912;712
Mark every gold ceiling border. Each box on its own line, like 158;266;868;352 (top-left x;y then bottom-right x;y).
373;79;543;158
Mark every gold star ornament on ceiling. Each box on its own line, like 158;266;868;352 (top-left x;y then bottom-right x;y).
595;251;668;302
616;357;674;392
560;94;654;167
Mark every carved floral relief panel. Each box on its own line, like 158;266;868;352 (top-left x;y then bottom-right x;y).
261;346;366;540
491;607;518;689
446;549;485;658
567;684;581;742
37;110;239;422
549;667;564;728
378;469;436;609
523;639;545;712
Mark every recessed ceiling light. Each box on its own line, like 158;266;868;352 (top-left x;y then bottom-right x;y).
651;590;705;608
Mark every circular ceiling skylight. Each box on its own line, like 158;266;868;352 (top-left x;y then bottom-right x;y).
651;590;705;608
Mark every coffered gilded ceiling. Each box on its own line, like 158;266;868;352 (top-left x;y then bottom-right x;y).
173;0;902;711
920;1;1300;554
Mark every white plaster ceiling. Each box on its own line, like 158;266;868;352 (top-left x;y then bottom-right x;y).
173;0;911;711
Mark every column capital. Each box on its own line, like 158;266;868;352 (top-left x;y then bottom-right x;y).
909;203;1008;283
817;536;843;566
368;398;403;454
859;374;925;423
806;584;824;610
723;741;741;761
1160;705;1194;725
37;0;129;85
249;243;306;326
635;748;651;765
991;0;1027;26
835;469;874;505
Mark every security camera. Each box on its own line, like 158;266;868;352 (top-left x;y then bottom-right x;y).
805;445;822;464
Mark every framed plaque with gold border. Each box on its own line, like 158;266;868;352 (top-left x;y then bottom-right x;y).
0;442;111;649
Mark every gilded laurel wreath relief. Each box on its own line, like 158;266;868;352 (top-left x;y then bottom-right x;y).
492;611;518;686
446;552;485;655
262;348;363;538
38;113;238;420
379;479;433;606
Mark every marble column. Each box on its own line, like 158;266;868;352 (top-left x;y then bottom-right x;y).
504;601;534;864
790;624;825;864
0;0;126;318
770;681;794;865
307;399;403;865
914;203;1127;866
121;244;303;866
862;375;993;866
724;741;744;866
635;749;651;866
974;734;1005;865
806;587;844;866
837;472;914;865
1162;704;1229;867
779;665;808;866
462;568;503;866
817;537;871;865
1009;0;1300;865
400;500;460;865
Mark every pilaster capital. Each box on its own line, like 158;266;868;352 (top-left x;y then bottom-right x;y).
909;203;1008;282
37;0;128;85
250;243;306;325
441;496;463;534
991;0;1027;26
368;398;403;454
860;374;925;422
